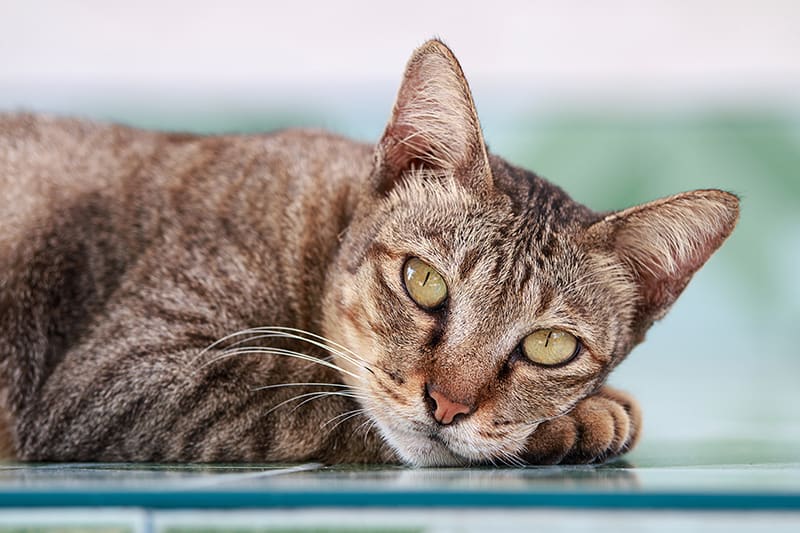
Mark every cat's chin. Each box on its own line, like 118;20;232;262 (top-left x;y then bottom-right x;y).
378;425;469;467
370;410;537;467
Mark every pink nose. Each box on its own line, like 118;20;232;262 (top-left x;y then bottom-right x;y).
426;387;472;425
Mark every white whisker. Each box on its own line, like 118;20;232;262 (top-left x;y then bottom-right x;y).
500;449;525;468
328;411;368;434
256;326;370;364
261;390;367;420
192;326;374;380
321;408;367;433
219;331;366;369
250;382;357;392
354;417;376;438
287;391;368;415
200;346;364;382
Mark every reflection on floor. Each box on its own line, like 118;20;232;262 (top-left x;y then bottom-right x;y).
0;439;799;531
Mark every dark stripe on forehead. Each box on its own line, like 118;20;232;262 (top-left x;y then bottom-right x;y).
419;226;451;252
515;262;534;293
458;246;482;280
347;239;401;275
490;236;515;281
540;234;557;258
365;241;400;262
536;283;555;316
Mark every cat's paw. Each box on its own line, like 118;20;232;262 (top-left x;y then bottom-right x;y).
521;386;641;465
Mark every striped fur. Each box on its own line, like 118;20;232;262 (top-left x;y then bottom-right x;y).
0;40;738;465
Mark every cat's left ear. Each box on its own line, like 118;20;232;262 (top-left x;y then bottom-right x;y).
372;39;492;196
587;189;739;339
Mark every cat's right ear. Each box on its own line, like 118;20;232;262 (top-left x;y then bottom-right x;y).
372;39;492;196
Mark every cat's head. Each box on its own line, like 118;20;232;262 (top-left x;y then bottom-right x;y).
321;40;738;466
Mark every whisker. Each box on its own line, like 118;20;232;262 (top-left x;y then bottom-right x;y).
261;390;368;420
256;326;369;364
287;391;368;416
200;347;364;382
327;410;368;435
205;326;368;366
354;417;376;437
250;382;358;392
193;326;374;379
193;328;269;365
501;449;525;468
321;408;367;432
321;408;363;427
349;416;380;449
214;331;367;369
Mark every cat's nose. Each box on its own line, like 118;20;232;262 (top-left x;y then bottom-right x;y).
424;383;472;425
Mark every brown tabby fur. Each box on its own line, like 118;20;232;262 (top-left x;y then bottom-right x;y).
0;40;738;466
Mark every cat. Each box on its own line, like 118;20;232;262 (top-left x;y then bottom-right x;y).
0;39;738;466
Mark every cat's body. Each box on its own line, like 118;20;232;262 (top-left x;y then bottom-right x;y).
0;41;738;466
0;119;395;462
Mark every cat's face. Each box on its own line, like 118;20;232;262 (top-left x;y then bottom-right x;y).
324;170;637;465
321;40;738;466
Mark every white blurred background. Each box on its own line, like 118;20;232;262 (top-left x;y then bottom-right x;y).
3;0;799;102
2;0;799;464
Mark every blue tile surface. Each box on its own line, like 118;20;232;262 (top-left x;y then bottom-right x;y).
1;439;799;512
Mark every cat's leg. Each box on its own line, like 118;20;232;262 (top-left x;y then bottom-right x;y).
0;203;143;461
520;386;642;465
14;334;397;464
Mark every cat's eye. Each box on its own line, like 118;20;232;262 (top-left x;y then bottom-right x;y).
521;329;579;366
403;257;448;310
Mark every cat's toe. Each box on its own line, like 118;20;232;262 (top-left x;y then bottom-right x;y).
519;414;580;465
569;388;641;464
563;396;627;463
521;386;641;465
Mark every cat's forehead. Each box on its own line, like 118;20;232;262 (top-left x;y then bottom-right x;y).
376;166;616;337
383;164;595;263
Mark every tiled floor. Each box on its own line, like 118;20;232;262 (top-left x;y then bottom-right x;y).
0;439;799;531
0;113;796;532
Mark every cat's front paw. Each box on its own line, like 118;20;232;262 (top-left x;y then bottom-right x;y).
521;386;641;465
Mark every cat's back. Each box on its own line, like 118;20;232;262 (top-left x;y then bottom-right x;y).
1;114;155;220
0;113;373;336
0;113;373;337
0;113;371;236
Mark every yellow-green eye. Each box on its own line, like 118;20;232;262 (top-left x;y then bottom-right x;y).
521;329;579;366
403;257;448;310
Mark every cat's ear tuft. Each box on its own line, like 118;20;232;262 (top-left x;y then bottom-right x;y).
373;39;492;196
591;189;739;336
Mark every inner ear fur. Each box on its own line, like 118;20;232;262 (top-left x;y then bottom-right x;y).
373;39;491;196
588;189;739;337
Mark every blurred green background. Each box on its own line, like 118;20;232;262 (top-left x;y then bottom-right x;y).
501;110;800;460
2;0;798;463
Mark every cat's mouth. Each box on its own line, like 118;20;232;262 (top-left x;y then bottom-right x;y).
365;394;532;467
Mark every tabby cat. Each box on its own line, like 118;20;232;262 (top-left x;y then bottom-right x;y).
0;40;738;466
